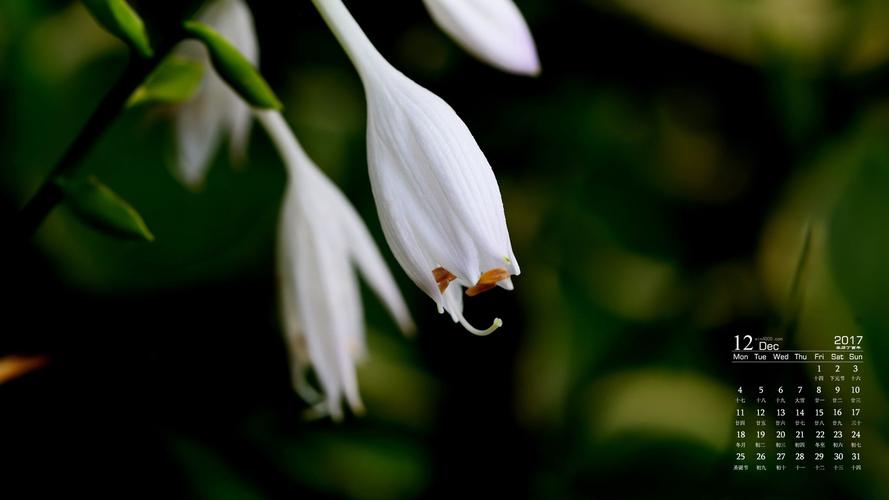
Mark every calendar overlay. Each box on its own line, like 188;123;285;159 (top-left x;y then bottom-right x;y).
731;335;863;472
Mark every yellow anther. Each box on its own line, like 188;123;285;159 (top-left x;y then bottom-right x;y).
466;268;510;297
433;266;457;294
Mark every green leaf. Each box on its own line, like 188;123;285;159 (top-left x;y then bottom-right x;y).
127;56;206;107
57;176;155;242
183;20;282;110
83;0;154;58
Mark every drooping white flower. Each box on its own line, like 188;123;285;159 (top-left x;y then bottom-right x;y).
174;0;258;188
422;0;540;76
311;0;520;335
258;110;414;420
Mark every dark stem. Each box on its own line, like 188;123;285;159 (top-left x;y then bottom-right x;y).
783;221;813;340
14;55;159;240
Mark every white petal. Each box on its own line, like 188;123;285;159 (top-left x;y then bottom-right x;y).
422;0;540;75
367;128;455;303
203;0;259;65
366;74;520;299
173;68;226;188
227;101;253;164
278;190;321;403
172;0;259;187
293;207;365;419
330;185;416;335
277;192;302;350
202;0;258;162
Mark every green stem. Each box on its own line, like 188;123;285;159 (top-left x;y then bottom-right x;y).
15;54;161;239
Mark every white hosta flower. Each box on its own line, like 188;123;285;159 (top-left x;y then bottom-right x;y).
312;0;520;335
258;111;414;420
422;0;540;76
174;0;258;188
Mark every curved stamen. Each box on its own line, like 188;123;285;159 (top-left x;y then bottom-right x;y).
458;316;503;336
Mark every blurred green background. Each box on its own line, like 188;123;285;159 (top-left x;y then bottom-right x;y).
3;0;889;498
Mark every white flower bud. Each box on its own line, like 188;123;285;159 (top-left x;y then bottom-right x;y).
312;0;520;335
422;0;541;76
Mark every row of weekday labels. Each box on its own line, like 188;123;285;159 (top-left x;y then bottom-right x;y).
732;352;863;361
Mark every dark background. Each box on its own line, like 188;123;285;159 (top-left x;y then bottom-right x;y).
3;0;889;498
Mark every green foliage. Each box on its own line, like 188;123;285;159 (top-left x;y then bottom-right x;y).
56;175;155;242
830;159;889;324
183;20;282;110
82;0;153;58
6;1;889;498
170;437;266;500
830;154;889;392
128;55;205;107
